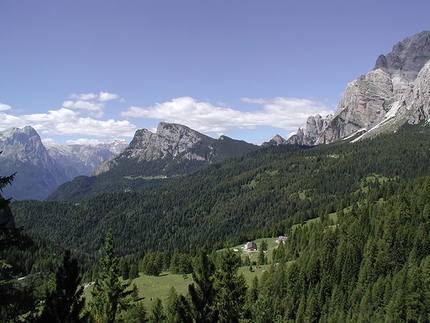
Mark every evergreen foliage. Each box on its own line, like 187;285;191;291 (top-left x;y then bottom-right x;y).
90;230;132;323
4;125;430;321
12;124;430;257
214;248;247;323
0;168;37;322
36;250;88;323
187;250;217;323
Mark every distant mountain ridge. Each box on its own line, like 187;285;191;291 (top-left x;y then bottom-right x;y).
0;126;127;200
48;122;260;201
93;122;257;175
45;139;127;179
285;30;430;145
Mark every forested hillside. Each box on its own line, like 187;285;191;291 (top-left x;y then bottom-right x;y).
248;175;430;322
11;124;430;256
46;131;259;202
2;123;430;322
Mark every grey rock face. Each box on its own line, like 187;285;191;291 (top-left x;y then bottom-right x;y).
378;30;430;82
0;126;58;170
0;126;126;199
126;122;211;160
94;123;217;175
262;134;289;146
289;31;430;145
0;126;67;200
46;140;127;178
287;114;333;146
93;122;259;176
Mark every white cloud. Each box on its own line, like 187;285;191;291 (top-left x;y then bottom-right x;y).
61;92;120;118
99;92;119;102
0;108;136;140
62;100;104;117
121;96;333;133
0;113;28;129
69;93;97;101
66;138;105;145
41;138;56;146
0;103;12;111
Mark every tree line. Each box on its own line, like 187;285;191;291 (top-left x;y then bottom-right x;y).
11;124;430;258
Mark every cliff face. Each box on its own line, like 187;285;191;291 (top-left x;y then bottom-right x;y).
287;30;430;145
0;126;67;200
93;122;258;176
0;126;126;200
46;140;127;178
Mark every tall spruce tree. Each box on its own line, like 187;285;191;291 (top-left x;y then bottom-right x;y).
213;248;247;323
0;168;36;322
37;250;88;323
90;230;132;323
188;250;217;323
148;298;165;323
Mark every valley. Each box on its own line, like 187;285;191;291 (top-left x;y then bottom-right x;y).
1;30;430;322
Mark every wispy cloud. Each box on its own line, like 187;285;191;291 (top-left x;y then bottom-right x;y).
0;107;136;141
63;92;121;117
99;92;119;102
121;96;333;133
69;93;97;101
62;100;104;117
0;103;12;111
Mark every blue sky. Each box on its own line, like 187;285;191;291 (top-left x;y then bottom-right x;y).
1;1;429;145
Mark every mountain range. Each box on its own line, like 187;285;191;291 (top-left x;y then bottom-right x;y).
0;126;127;200
47;122;259;201
285;30;430;145
2;30;430;201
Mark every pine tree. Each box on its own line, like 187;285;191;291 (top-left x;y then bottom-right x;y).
148;298;165;323
165;287;191;323
129;262;139;279
37;250;88;323
188;250;217;323
123;302;148;323
257;247;266;266
213;248;247;323
0;168;37;322
90;230;132;323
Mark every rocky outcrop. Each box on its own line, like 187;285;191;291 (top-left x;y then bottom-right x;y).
287;114;333;145
262;134;289;146
0;126;67;200
0;126;59;170
94;122;258;175
288;30;430;145
124;122;213;161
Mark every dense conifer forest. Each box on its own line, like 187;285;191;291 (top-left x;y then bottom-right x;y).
11;124;430;255
2;123;430;322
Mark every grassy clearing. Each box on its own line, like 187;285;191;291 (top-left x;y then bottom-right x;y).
85;237;283;312
130;272;192;310
84;272;192;311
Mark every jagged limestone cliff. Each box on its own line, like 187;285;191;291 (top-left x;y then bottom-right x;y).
287;30;430;145
93;122;258;176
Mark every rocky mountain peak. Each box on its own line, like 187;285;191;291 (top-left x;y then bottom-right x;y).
288;30;430;145
374;30;430;82
262;134;288;146
0;126;127;200
93;122;258;176
0;125;52;168
123;122;211;161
